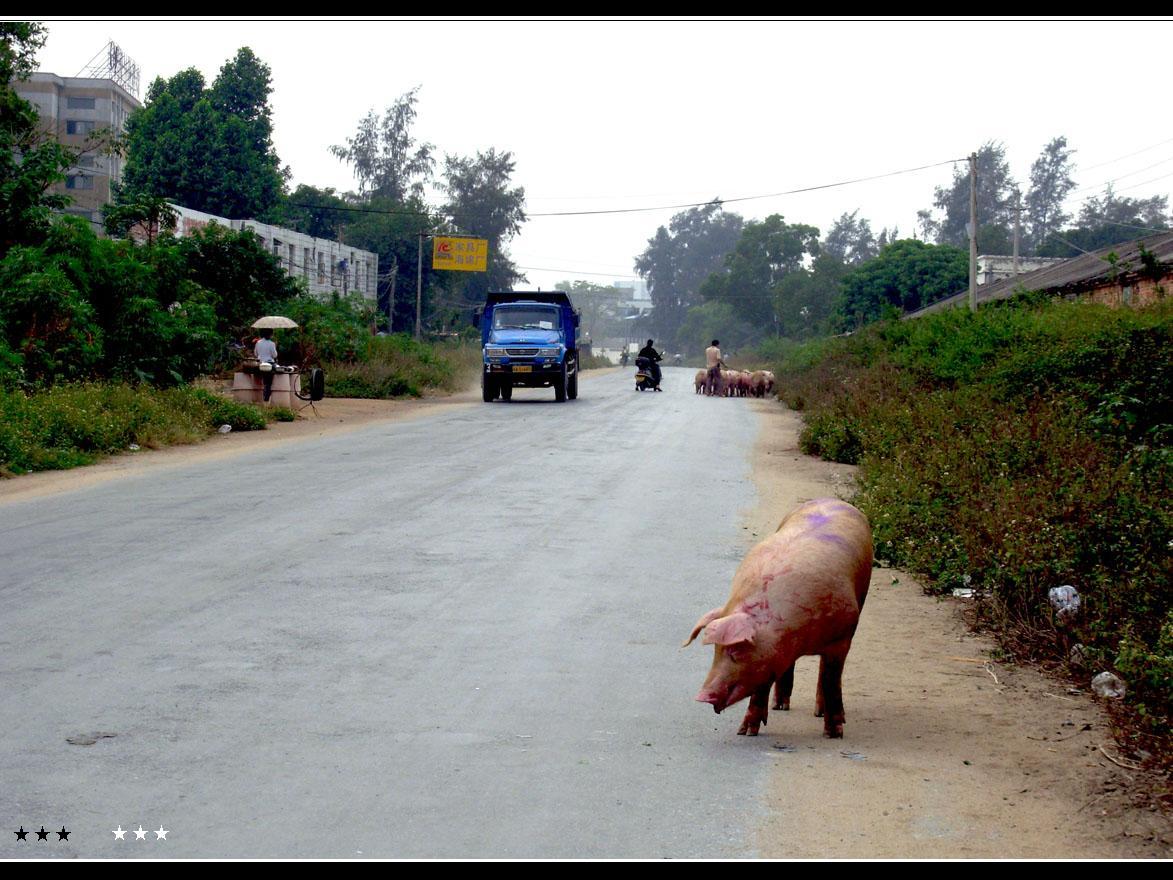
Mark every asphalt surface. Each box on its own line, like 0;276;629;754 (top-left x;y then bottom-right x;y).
0;367;774;858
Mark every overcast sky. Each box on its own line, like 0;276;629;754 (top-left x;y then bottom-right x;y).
32;17;1173;291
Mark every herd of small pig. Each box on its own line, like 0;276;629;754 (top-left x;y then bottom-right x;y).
686;498;874;740
694;368;776;398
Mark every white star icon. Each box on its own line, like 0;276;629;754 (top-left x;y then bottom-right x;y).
155;826;168;840
112;825;127;840
134;825;147;840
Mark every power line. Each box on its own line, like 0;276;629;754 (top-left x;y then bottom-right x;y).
286;156;966;223
526;158;967;217
517;264;638;279
1080;136;1173;172
1070;153;1173;196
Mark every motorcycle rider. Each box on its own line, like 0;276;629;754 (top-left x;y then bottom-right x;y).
637;338;663;391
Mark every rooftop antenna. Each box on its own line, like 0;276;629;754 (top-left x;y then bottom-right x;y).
78;41;140;99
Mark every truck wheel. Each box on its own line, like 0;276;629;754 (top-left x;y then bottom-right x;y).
500;382;512;401
482;374;496;402
555;365;568;402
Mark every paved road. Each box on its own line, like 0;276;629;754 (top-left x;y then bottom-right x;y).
1;368;774;858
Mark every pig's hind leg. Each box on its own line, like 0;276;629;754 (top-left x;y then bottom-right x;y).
772;663;794;711
816;648;849;738
737;681;772;736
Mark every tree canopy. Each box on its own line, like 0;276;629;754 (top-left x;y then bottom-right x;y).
330;87;434;203
634;201;743;346
834;239;968;329
120;48;285;219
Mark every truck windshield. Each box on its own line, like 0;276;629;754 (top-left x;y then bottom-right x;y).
493;307;559;331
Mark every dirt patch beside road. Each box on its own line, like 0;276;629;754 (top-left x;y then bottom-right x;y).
744;399;1169;858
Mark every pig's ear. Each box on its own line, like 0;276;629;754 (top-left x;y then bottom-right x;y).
701;612;756;647
682;606;726;647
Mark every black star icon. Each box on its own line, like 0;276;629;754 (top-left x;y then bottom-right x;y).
36;826;49;841
57;827;70;841
14;826;28;841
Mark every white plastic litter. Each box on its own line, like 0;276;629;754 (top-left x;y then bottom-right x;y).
1049;585;1081;623
1091;671;1126;699
128;443;140;451
218;424;232;434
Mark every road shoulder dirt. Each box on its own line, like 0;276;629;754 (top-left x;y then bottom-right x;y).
744;399;1169;858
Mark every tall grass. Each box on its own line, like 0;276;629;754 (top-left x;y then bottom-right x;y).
0;384;271;476
323;334;481;399
772;298;1172;730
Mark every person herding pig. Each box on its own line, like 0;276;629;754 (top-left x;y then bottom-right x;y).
684;498;873;738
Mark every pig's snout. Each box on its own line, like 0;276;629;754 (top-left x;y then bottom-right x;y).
696;690;728;713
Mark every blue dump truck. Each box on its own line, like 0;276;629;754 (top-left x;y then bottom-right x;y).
475;291;580;402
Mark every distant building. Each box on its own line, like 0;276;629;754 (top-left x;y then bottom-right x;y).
976;254;1066;286
153;204;379;302
613;279;650;301
15;66;141;229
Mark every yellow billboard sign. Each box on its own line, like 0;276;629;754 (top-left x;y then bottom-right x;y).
433;236;489;272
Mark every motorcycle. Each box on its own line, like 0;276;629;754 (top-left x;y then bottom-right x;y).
635;355;663;392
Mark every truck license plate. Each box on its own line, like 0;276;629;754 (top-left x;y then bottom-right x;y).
513;365;532;373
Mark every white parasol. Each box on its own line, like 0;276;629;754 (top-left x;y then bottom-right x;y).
251;315;299;329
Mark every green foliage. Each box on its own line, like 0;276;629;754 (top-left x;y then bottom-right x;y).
187;387;266;431
634;201;744;347
330;87;435;202
0;383;269;476
121;48;284;218
276;293;373;364
441;148;526;303
677;301;756;357
774;297;1172;725
323;335;479;399
834;239;968;329
0;25;75;256
700;214;820;329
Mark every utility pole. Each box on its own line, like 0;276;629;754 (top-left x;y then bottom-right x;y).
1012;191;1021;279
415;231;425;340
387;257;398;334
968;152;978;312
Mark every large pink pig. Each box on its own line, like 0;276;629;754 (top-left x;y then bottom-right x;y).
683;498;873;738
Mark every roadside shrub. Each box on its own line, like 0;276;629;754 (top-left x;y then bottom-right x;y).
772;297;1172;729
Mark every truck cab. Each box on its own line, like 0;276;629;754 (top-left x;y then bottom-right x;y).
476;292;580;402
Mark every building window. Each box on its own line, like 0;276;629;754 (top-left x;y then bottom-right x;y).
66;120;97;135
317;252;325;283
65;175;94;190
66;96;96;110
1122;285;1133;305
77;155;96;169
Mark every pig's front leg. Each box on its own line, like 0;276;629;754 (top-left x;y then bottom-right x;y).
773;663;794;711
737;681;772;736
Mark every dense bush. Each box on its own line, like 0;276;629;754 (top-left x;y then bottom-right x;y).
321;334;479;399
773;297;1172;728
0;217;302;389
0;384;271;476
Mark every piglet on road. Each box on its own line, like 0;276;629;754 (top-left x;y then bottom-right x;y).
684;498;873;738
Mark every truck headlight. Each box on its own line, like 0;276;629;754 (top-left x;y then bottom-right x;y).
485;346;506;357
537;347;561;358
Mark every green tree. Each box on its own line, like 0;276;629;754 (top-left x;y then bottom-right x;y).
331;86;435;203
120;49;284;219
0;22;75;255
699;214;821;330
263;184;353;241
925;142;1018;252
634;201;743;347
1024;136;1077;254
834;239;968;329
823;210;877;265
774;253;849;339
440;148;526;304
677;301;756;357
1037;185;1170;257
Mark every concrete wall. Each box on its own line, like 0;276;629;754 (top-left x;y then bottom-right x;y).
157;205;379;302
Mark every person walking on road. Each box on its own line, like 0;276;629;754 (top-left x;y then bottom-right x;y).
704;339;726;396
